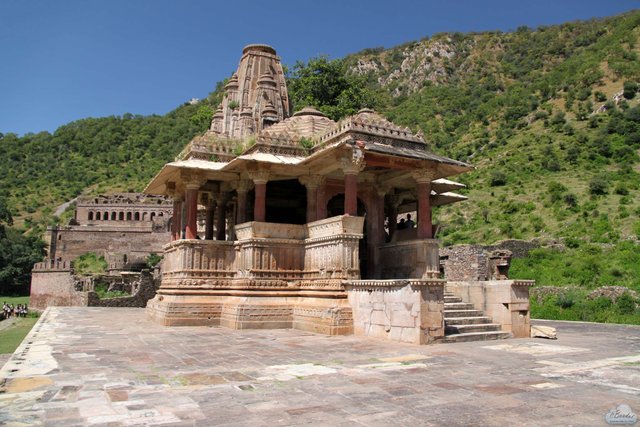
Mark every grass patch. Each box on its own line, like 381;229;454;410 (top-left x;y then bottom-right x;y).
0;317;38;354
94;282;130;299
1;296;30;306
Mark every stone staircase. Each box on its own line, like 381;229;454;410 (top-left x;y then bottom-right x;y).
443;291;511;343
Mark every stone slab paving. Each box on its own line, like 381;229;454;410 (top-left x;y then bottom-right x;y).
1;308;639;426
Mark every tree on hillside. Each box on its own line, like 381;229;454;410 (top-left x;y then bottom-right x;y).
0;199;45;295
287;56;378;121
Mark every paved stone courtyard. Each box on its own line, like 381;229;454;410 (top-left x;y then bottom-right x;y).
1;307;639;426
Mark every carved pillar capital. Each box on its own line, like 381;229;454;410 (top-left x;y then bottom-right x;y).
341;146;365;175
298;175;324;189
181;170;207;190
231;179;254;194
411;169;437;184
248;170;270;184
165;182;184;201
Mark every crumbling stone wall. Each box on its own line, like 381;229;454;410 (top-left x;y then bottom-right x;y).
30;263;158;310
440;240;541;281
49;226;170;263
87;271;158;308
30;261;88;310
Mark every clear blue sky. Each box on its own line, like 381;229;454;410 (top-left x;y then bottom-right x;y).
0;0;637;135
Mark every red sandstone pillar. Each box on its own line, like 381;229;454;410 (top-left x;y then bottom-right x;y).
172;199;183;241
185;187;199;240
254;182;266;222
215;194;227;240
205;196;216;240
299;175;322;223
387;195;398;241
236;190;247;224
250;171;269;222
414;170;436;239
316;183;327;220
235;180;251;224
344;173;358;216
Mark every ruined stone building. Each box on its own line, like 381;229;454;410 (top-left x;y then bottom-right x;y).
47;193;172;269
30;193;172;310
142;44;533;343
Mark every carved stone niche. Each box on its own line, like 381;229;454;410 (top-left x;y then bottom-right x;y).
488;249;513;280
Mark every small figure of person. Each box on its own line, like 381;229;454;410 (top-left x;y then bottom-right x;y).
405;214;415;229
397;218;406;230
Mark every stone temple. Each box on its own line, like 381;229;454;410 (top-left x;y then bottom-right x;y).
144;44;532;343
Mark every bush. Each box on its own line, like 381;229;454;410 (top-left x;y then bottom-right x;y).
489;170;507;186
146;253;163;269
588;176;609;196
616;293;637;315
73;252;107;276
622;81;638;100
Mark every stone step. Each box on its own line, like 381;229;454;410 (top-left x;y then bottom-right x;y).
443;309;484;318
444;296;462;303
445;316;493;325
442;331;512;343
445;323;503;334
444;302;475;310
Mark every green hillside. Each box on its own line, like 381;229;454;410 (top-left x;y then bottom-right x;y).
1;11;639;310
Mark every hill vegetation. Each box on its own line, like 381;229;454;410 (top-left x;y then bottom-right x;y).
1;11;639;316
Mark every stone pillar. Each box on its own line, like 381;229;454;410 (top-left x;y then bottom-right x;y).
182;172;205;240
205;193;216;241
171;198;183;241
413;170;436;239
344;173;358;216
185;186;199;240
234;180;252;224
341;147;365;216
317;181;327;221
215;192;228;240
249;170;269;222
386;194;399;242
299;175;323;223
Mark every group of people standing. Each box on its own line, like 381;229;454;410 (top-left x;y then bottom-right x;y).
1;302;28;320
397;214;415;230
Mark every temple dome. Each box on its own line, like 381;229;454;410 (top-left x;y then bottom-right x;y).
261;106;336;141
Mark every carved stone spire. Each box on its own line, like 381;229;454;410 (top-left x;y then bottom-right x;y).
212;44;289;139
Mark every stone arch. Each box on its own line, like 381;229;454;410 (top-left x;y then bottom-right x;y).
142;212;148;221
88;211;94;221
126;212;132;221
95;212;101;220
111;211;117;221
150;212;156;220
134;212;140;221
118;211;124;221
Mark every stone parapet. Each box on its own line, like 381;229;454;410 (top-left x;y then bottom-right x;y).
345;279;445;344
446;280;534;338
379;239;440;279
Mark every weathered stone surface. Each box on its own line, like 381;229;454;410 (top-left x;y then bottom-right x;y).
3;309;639;426
531;325;558;340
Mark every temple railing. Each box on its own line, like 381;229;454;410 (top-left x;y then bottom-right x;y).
159;215;366;290
162;239;236;284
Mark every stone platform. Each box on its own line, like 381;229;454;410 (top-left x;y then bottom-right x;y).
1;308;639;426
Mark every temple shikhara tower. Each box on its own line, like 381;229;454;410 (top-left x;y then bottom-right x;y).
144;44;532;343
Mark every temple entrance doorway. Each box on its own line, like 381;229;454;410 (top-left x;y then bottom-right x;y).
326;194;370;279
265;179;307;224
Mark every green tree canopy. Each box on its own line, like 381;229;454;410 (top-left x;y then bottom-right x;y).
287;56;378;121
